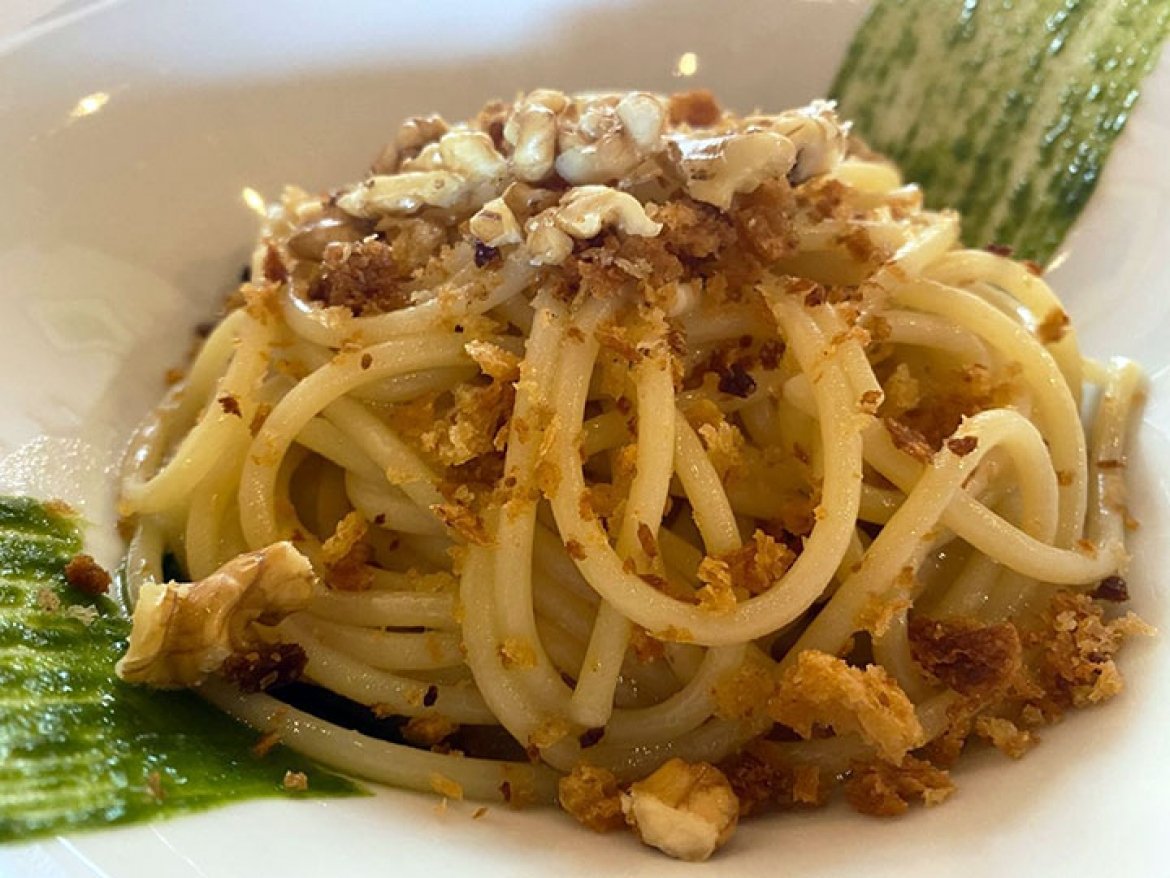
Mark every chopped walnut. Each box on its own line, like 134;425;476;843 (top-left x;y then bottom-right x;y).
621;758;740;862
504;89;568;182
469;195;524;247
555;92;668;184
524;186;662;266
668;131;797;210
116;542;316;688
340;130;506;218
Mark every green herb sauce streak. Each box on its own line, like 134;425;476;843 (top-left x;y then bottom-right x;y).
831;0;1170;263
0;496;364;843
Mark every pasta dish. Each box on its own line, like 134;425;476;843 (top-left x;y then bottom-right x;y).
113;89;1150;860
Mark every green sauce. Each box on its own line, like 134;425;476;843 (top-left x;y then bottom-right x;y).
832;0;1170;263
0;496;363;843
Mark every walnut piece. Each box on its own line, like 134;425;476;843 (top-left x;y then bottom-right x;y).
469;195;524;247
669;131;797;210
339;130;506;217
621;758;740;862
555;92;668;185
524;186;662;266
116;542;315;688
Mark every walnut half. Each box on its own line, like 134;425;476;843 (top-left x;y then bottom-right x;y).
116;542;316;688
621;758;740;862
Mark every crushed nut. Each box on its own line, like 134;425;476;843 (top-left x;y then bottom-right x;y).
621;758;740;862
116;542;316;687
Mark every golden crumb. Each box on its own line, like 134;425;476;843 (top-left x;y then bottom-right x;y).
720;530;794;597
857;591;912;639
403;713;459;747
251;729;282;758
529;716;572;750
883;417;933;463
974;716;1036;759
770;651;924;764
630;626;667;662
696;556;737;613
320;510;374;591
711;654;778;723
909;617;1022;700
558;764;626;833
429;773;465;801
282;770;309;791
35;587;61;613
844;756;953;817
1030;591;1154;709
64;555;111;597
1035;308;1070;344
434;501;493;547
498;636;538;670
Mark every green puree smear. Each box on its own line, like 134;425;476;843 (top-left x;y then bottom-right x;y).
832;0;1170;263
0;496;363;843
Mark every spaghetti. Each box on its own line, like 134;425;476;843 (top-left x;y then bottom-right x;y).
116;89;1150;860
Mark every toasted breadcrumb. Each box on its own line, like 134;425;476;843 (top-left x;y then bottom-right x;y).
433;501;493;546
844;756;954;817
1035;308;1070;344
696;556;736;613
320;510;373;591
559;764;626;832
282;770;309;791
1030;591;1154;709
711;653;777;723
252;729;282;758
720;530;794;596
529;716;572;750
64;554;111;595
221;643;307;692
35;588;61;613
403;713;459;747
308;239;410;315
973;716;1036;759
429;773;465;801
718;744;831;816
630;626;667;662
498;636;538;670
883;417;932;463
909;617;1022;700
770;651;924;764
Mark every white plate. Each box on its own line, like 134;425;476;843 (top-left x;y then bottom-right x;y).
1;1;1168;875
